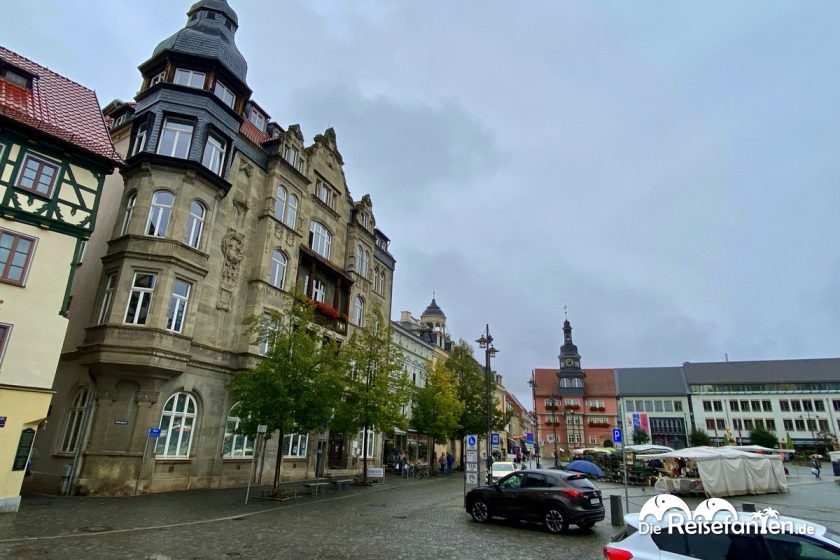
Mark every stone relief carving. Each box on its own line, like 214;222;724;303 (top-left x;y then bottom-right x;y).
221;228;246;285
217;287;232;311
286;229;296;247
135;391;159;404
239;159;253;177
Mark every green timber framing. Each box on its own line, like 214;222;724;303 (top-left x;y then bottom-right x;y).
0;123;119;314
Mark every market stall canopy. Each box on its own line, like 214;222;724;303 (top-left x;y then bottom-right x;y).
571;447;614;455
724;445;776;453
646;446;788;497
625;444;674;454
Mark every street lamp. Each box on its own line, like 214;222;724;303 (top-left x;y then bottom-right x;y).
527;373;541;469
477;324;498;485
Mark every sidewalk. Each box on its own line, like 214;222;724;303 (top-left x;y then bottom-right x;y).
0;473;439;542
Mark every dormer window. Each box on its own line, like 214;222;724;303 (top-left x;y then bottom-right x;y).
174;69;205;89
283;145;299;169
0;66;31;89
112;114;127;129
248;107;266;133
315;179;336;209
213;80;235;109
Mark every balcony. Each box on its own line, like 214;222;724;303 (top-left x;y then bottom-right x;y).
565;404;580;410
589;406;606;412
311;300;348;336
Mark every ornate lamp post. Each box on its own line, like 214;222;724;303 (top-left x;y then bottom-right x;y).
477;324;498;484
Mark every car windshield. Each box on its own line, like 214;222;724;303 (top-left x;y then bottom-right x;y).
493;463;514;472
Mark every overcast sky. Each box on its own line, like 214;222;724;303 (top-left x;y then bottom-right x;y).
5;1;839;405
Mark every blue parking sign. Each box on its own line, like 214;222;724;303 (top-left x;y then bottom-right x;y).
612;428;622;443
525;432;534;445
490;433;500;446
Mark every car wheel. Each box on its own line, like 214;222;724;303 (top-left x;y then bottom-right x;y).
544;506;568;534
576;521;594;530
470;499;491;523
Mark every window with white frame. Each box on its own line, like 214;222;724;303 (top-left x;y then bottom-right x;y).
213;80;235;108
274;186;287;222
274;186;298;229
173;68;205;88
373;266;381;293
308;221;332;259
310;277;326;303
353;296;364;326
166;279;191;333
0;323;12;367
157;118;193;159
566;415;582;425
589;436;596;445
258;312;277;355
60;387;90;453
248;108;266;132
315;180;334;209
283;145;299;169
567;434;583;444
154;392;197;458
352;431;375;458
124;272;156;325
74;240;87;265
121;192;136;236
131;123;148;156
201;132;227;175
149;71;166;87
146;190;174;237
356;244;368;277
223;403;253;458
283;433;309;458
184;201;206;248
97;273;117;324
285;194;298;228
268;249;286;289
546;434;555;443
379;270;386;294
564;399;580;407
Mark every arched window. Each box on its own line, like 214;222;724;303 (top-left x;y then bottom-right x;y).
223;403;254;458
308;221;332;259
268;249;286;289
154;392;197;458
372;266;381;293
353;296;365;326
121;192;137;236
356;244;368;277
379;270;386;295
185;200;206;248
60;387;90;453
285;194;298;228
146;190;174;237
274;186;287;221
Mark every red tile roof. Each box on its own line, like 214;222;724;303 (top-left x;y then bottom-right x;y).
0;45;121;165
582;368;616;396
239;118;270;145
533;368;558;396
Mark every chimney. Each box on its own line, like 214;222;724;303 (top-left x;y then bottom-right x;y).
400;310;411;322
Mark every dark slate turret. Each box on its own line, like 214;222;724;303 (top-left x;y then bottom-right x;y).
151;0;247;86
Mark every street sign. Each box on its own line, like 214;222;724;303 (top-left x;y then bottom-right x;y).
0;416;6;428
466;435;478;450
148;427;161;438
612;428;622;443
525;432;534;445
466;463;477;473
466;473;478;484
490;433;500;446
466;451;478;463
614;441;623;450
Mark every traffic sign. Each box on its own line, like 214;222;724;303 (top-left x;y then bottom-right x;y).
466;473;478;484
525;432;534;445
466;463;477;473
466;451;477;463
490;433;500;446
466;435;478;450
148;427;161;438
612;428;622;443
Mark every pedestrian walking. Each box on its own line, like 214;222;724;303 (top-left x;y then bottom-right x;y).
811;458;821;478
439;453;446;474
446;452;454;474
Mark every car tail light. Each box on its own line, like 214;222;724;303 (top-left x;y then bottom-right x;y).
603;546;633;560
561;488;583;499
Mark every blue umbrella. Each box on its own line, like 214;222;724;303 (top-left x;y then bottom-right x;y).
565;460;605;478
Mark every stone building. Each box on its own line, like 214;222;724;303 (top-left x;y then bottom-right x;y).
0;45;121;510
27;0;395;496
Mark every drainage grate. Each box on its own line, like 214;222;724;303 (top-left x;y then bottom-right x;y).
78;526;113;533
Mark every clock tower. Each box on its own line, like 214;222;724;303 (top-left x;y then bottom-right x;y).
556;313;585;396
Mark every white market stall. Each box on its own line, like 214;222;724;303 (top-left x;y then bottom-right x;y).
625;444;674;455
647;446;789;498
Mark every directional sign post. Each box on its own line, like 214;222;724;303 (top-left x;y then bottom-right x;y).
612;428;622;444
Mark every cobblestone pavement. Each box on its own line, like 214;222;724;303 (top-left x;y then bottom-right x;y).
0;467;837;560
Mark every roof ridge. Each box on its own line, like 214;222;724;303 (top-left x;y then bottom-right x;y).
0;44;94;93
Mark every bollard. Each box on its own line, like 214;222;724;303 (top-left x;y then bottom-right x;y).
610;494;624;526
742;503;755;513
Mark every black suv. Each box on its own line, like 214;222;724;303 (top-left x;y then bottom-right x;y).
465;469;604;534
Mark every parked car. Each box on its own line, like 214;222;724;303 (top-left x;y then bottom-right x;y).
490;461;516;483
604;513;840;559
465;468;604;534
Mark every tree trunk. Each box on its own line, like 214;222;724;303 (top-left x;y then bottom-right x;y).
362;423;369;484
273;429;285;493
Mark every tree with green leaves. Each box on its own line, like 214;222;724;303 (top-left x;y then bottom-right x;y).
749;427;779;450
332;307;412;483
689;428;711;446
447;341;513;460
632;428;650;445
228;294;345;494
412;358;464;447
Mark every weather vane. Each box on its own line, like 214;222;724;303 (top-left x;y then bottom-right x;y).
564;304;568;320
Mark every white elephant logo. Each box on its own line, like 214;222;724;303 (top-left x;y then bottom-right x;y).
639;494;692;525
693;498;739;523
